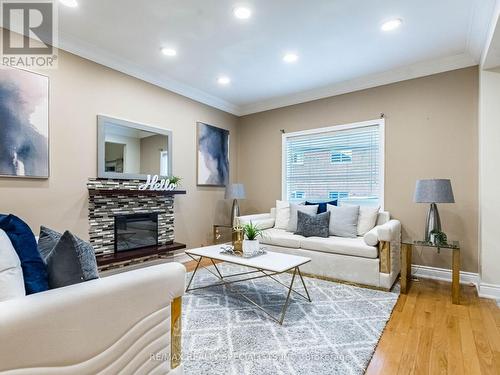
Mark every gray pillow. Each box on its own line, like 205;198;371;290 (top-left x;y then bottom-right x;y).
327;205;360;238
295;211;330;238
287;203;319;232
38;227;99;289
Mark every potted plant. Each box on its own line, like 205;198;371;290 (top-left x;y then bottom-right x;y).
242;222;263;255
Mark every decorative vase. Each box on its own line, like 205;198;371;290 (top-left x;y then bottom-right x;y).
243;239;259;256
232;227;243;254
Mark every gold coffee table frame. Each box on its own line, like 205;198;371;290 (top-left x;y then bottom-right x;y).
185;252;312;325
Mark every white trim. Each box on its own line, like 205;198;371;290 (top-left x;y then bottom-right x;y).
411;264;479;286
478;282;500;300
281;118;385;209
239;53;477;115
57;34;240;115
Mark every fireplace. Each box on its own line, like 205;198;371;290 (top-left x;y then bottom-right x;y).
114;213;159;252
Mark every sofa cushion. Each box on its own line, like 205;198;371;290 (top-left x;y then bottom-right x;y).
287;204;318;232
295;211;330;238
0;214;48;294
40;227;99;289
274;200;291;229
327;204;359;238
305;200;337;213
261;228;303;249
300;236;379;259
0;229;26;302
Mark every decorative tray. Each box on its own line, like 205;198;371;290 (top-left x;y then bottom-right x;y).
220;245;267;258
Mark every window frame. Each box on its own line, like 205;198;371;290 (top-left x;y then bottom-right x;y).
281;118;385;209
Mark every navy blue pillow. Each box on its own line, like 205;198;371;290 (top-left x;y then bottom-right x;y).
305;200;338;214
0;214;48;294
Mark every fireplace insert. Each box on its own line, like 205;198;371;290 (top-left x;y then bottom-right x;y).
114;213;158;252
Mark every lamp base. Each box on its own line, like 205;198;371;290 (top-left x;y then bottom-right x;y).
425;203;441;242
231;199;240;228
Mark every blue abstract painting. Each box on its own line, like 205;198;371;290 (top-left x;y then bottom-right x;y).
0;67;49;178
197;122;229;186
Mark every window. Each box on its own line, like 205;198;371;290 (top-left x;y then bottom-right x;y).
291;153;304;165
329;191;349;200
282;119;384;207
331;150;352;164
290;191;305;199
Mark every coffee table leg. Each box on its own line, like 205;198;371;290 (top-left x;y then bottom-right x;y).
297;267;312;302
185;256;203;292
210;259;224;280
279;267;297;325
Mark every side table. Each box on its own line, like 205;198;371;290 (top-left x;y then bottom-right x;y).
401;240;460;304
212;224;232;244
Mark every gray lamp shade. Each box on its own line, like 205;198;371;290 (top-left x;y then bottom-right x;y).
225;183;246;200
414;179;455;203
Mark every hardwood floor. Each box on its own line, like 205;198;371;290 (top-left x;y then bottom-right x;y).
366;278;500;375
183;259;500;374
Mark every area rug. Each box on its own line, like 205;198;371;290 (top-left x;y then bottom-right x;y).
182;263;398;375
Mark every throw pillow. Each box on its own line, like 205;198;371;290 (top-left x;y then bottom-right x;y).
327;204;360;238
0;214;48;294
356;206;381;235
295;211;330;238
305;200;338;214
40;227;99;289
287;204;319;232
0;229;26;302
274;200;291;229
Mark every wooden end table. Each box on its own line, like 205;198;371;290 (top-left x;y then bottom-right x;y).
401;240;460;304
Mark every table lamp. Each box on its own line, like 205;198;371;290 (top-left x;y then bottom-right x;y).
225;183;246;227
414;179;455;242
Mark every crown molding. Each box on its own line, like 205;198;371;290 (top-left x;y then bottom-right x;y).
57;34;241;116
481;0;500;68
239;53;477;116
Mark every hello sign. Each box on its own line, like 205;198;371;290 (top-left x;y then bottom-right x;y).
138;175;177;191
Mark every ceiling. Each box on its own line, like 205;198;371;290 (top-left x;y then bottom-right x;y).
58;0;495;115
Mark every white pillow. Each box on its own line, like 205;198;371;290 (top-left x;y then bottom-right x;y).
357;206;380;235
274;200;290;229
287;203;318;232
0;229;26;302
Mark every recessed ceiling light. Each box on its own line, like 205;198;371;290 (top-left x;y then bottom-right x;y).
59;0;78;7
161;48;177;57
217;76;231;85
233;7;252;19
283;53;299;63
381;18;402;32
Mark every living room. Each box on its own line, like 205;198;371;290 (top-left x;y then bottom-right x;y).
1;1;499;374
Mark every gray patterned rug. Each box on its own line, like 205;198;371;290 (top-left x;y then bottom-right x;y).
182;263;398;375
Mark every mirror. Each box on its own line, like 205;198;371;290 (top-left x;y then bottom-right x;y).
97;115;172;180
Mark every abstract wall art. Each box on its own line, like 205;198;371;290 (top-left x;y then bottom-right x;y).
197;122;229;186
0;66;49;178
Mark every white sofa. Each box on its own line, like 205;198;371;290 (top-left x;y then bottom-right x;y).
0;261;186;374
239;208;401;290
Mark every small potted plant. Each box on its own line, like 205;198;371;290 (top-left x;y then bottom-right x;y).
242;222;263;256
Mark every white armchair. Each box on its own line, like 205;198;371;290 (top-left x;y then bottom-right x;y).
0;263;185;375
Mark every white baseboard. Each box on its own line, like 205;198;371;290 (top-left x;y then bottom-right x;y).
411;265;500;301
478;282;500;300
411;264;479;286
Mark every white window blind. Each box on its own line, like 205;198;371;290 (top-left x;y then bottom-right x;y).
283;121;384;207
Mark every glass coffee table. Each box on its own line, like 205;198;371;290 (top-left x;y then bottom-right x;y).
401;240;460;304
185;245;312;324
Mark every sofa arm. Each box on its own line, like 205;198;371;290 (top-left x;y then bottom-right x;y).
237;213;275;229
0;263;185;374
363;219;401;246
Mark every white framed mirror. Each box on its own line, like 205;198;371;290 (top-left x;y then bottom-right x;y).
97;115;172;180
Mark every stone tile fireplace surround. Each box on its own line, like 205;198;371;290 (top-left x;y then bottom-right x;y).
87;178;183;256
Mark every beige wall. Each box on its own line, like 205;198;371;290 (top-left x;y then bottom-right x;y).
0;50;239;249
238;67;479;272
